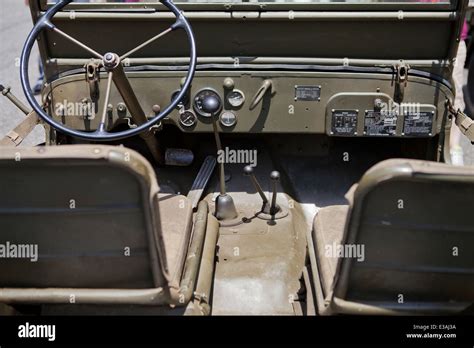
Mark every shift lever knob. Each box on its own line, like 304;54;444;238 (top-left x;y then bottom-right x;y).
269;170;281;215
270;171;280;182
243;165;254;176
201;95;222;115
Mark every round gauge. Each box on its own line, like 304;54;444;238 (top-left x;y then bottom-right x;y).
171;90;189;109
193;88;222;117
179;110;197;127
220;111;237;128
227;89;245;108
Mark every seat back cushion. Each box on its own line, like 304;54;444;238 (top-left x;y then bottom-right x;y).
339;159;474;303
0;146;167;289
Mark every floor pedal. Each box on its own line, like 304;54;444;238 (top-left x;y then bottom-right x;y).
187;155;216;209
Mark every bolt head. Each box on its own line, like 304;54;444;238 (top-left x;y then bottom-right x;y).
117;103;126;112
103;53;118;68
105;53;114;61
270;171;280;181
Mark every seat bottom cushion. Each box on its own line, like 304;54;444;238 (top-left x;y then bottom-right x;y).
312;205;349;297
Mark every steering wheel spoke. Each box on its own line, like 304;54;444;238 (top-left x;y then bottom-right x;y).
51;26;103;60
120;26;173;61
97;71;114;133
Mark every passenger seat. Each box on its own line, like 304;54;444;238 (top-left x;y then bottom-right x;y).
311;159;474;315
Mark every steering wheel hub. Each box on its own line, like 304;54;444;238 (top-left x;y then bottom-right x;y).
103;53;120;69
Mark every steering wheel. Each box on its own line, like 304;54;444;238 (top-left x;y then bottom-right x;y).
20;0;196;141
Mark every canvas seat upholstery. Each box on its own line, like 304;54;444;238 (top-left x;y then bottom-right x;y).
312;159;474;315
0;145;193;304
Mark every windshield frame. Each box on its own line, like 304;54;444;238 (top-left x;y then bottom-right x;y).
41;0;458;12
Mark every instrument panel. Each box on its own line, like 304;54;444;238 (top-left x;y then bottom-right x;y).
48;70;451;137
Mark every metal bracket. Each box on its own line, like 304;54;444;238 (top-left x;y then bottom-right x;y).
85;60;101;103
6;131;22;146
447;100;474;143
125;117;138;129
193;291;209;305
393;60;410;103
149;122;162;133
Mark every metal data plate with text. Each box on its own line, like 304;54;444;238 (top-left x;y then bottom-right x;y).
331;109;358;135
295;85;321;101
403;111;434;136
364;110;397;136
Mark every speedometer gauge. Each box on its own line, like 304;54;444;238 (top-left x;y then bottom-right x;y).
227;89;245;108
193;88;222;117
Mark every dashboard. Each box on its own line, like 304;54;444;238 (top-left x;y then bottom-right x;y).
48;70;451;137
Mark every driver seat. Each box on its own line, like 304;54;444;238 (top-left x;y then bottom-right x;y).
0;145;194;307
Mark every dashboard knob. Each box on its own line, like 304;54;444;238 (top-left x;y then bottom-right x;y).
223;77;235;90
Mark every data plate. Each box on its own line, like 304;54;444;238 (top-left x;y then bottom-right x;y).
331;110;358;135
403;111;434;136
295;85;321;101
364;110;397;136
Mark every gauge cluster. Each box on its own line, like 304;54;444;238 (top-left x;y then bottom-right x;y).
167;74;446;136
177;85;245;129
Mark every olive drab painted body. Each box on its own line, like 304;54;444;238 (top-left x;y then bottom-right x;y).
0;0;472;316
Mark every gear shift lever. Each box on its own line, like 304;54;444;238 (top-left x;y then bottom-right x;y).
244;165;281;215
202;94;238;220
244;165;269;211
269;171;281;215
